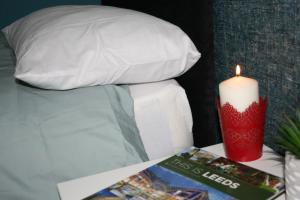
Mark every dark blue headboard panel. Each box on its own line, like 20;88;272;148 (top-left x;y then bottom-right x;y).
0;0;101;29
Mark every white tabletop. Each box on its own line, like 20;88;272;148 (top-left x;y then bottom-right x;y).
57;143;285;200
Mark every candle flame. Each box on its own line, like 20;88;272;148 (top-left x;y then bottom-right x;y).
236;65;241;76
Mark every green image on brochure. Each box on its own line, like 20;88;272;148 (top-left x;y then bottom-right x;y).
84;147;285;200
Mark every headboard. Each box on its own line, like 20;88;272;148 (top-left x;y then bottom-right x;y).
0;0;217;147
102;0;218;147
0;0;100;29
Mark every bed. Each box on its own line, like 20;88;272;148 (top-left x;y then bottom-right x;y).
0;1;215;200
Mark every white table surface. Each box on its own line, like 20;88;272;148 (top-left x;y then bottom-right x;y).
57;143;285;200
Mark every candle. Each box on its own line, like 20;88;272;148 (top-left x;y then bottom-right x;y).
219;65;259;112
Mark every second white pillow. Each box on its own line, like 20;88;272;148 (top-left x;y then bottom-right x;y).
3;5;200;90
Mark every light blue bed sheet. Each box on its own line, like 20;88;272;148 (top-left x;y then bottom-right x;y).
0;32;148;200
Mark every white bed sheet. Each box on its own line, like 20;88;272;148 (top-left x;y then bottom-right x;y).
129;79;193;160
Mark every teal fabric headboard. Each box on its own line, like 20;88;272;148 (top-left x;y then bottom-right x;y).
214;0;300;152
0;0;101;29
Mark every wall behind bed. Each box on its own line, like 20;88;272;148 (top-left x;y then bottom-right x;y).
214;0;300;151
0;0;101;29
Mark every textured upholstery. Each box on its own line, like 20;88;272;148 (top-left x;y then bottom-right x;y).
214;0;300;151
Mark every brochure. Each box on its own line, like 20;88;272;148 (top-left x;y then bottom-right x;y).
84;147;285;200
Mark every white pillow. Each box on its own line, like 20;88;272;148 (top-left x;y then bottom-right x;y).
2;5;200;90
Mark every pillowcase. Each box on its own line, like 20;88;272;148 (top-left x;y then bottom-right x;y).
2;5;200;90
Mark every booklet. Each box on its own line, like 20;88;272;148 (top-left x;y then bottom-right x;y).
83;147;285;200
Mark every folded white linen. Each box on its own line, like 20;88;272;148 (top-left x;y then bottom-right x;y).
129;79;193;159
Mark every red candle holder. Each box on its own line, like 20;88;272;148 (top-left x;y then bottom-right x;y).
216;97;267;162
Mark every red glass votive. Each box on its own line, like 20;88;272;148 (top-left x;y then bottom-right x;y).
216;97;267;162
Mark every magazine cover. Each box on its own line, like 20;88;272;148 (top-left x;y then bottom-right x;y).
84;147;285;200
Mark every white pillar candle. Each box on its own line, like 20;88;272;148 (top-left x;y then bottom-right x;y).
219;65;259;112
